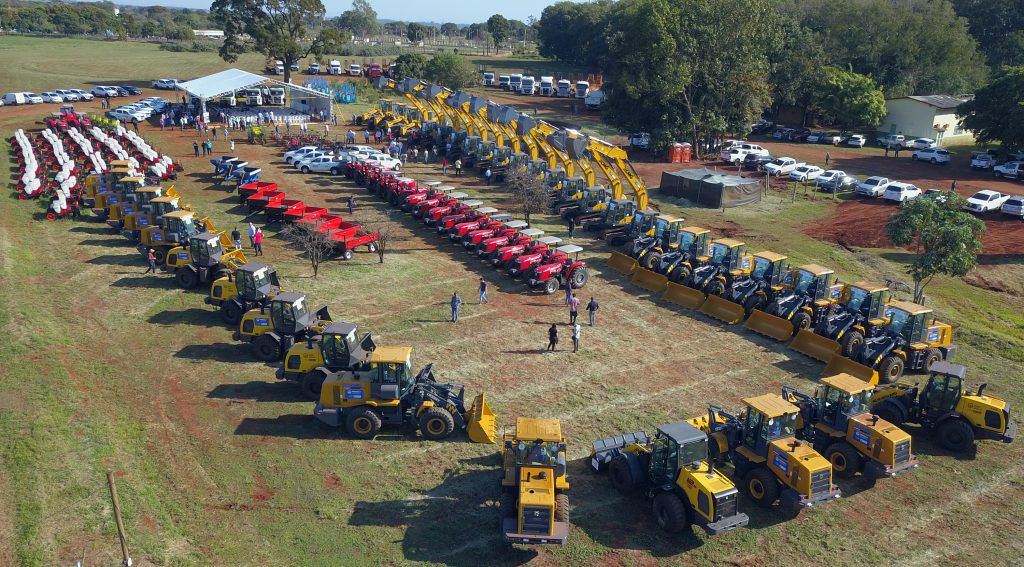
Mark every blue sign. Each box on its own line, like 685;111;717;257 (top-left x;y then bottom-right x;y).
255;317;270;327
829;286;842;300
138;218;148;226
152;233;164;242
783;272;794;284
177;252;189;260
344;384;364;400
853;424;872;447
742;257;751;269
772;447;789;473
928;328;940;342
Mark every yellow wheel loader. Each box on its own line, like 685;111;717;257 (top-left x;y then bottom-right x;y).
90;175;147;220
745;264;843;342
590;422;749;536
206;262;281;325
136;210;205;264
315;353;496;443
626;215;687;269
106;184;163;231
500;418;570;545
83;164;135;207
869;362;1014;452
277;321;377;400
164;232;247;290
783;374;918;479
666;237;752;312
824;300;956;384
688;395;841;510
795;281;890;361
697;250;789;324
233;292;333;362
121;190;187;242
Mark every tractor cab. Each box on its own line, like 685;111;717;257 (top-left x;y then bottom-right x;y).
748;252;789;288
650;422;711;485
600;199;635;228
321;322;376;371
790;264;838;301
500;417;570;545
207;262;280;323
114;176;148;201
842;282;890;321
493;146;513;166
162;210;200;242
849;300;955;382
735;395;801;457
277;321;377;397
554;176;587;203
627;209;659;239
365;347;415;400
233;262;280;301
528;159;549;177
509;153;531;170
187;232;226;268
546;168;567;192
814;374;876;433
689;239;752;293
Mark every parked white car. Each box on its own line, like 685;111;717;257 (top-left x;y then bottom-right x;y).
299;156;347;174
964;190;1009;213
1000;196;1024;218
877;134;909;148
816;170;858;192
911;138;937;150
856;176;892;198
366;155;402;170
54;89;80;101
883;182;922;202
152;79;181;90
69;89;93;101
39;91;64;103
294;151;333;167
763;157;803;175
107;109;146;122
90;86;119;97
22;92;44;104
845;134;866;148
993;161;1023;179
789;165;824;182
970;152;997;170
912;147;951;164
284;146;320;163
720;143;769;165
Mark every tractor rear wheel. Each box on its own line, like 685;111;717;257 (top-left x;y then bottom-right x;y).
554;493;570;523
707;280;726;297
825;442;862;478
840;330;864;358
609;455;640;495
175;268;199;289
221;300;244;325
252;334;281;362
871;401;904;425
418;407;455;440
652;492;689;534
937;419;974;452
878;355;905;384
570;267;589;289
924;348;944;372
743;467;780;507
342;248;353;260
544;277;559;295
300;370;328;401
346;407;382;439
791;312;813;336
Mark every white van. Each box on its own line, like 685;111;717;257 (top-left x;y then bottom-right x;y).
539;76;554;96
482;72;495;86
519;76;537;95
329;60;342;75
2;92;27;105
575;81;590;98
348;64;362;77
498;75;511;89
508;74;523;92
556;79;573;97
274;60;284;75
584;89;606;110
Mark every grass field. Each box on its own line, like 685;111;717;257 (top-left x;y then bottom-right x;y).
1;36;1023;567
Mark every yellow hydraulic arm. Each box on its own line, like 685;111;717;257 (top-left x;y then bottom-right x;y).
513;113;541;160
535;120;574;176
443;91;483;137
421;84;459;129
551;128;596;187
586;136;648;211
487;104;522;153
470;96;505;147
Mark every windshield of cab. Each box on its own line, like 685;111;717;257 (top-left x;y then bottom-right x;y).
513;440;560;466
322;333;350;366
679;438;708;466
292;299;309;322
752;257;770;279
678;231;695;250
847;287;870;313
888;308;911;339
793;270;814;294
763;412;797;440
179;217;197;236
710;243;730;264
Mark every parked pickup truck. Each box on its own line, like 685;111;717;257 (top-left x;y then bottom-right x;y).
964;190;1009;213
877;134;910;149
970;151;997;170
720;143;769;164
993;161;1023;179
763;157;803;176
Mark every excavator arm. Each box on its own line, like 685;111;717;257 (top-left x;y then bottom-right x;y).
552;128;597;187
487;104;520;153
443;91;483;138
586;136;648;211
535;121;574;177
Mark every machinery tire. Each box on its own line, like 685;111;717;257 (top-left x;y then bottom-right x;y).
642;252;661;271
871;401;905;425
878;355;905;384
570;267;589;289
840;330;865;358
924;348;944;372
937;419;975;453
554;493;570;523
707;280;727;297
652;492;689;534
743;295;764;315
152;248;167;264
544;277;559;295
500;492;515;517
221;300;244;325
252;334;281;362
346;407;382;440
300;370;328;401
418;406;455;440
825;442;863;478
609;455;639;495
175;268;199;290
743;467;780;507
342;248;353;261
791;311;813;336
672;266;692;284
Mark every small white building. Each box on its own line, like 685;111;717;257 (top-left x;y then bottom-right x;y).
193;29;225;38
879;95;975;146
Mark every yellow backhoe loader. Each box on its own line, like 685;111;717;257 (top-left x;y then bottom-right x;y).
500;418;570;545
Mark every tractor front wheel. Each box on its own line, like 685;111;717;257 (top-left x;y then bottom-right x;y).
840;330;864;358
924;348;944;372
300;370;328;401
221;300;244;325
878;355;905;384
871;401;904;425
418;407;455;440
707;280;727;297
742;295;764;315
175;268;199;289
252;334;281;362
554;493;569;523
743;467;780;507
642;252;661;271
652;492;689;534
152;248;167;264
346;407;382;439
609;455;640;495
672;266;692;284
937;419;975;452
342;248;353;261
544;277;559;295
825;442;862;478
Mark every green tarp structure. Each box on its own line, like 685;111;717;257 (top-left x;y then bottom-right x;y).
658;168;761;208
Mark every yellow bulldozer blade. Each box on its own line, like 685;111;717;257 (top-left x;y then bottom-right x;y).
789;329;842;362
823;355;880;385
629;268;668;293
663;282;707;310
607;251;638;275
466;393;497;444
698;295;746;324
744;309;795;341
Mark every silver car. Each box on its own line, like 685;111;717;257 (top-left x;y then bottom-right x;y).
1001;196;1024;219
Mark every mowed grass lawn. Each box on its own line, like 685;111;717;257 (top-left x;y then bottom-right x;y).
1;37;1024;567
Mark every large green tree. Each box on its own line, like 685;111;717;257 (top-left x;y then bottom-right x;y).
423;53;477;89
406;22;428;42
956;67;1024;149
393;53;428;80
486;14;510;47
813;66;886;131
440;22;460;37
886;194;985;304
212;0;341;84
336;0;378;38
953;0;1024;68
536;0;613;68
767;21;826;124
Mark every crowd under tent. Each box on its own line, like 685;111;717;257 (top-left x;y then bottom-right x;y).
176;68;331;122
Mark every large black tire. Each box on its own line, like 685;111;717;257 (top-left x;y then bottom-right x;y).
840;330;864;358
570;267;589;289
825;442;863;478
418;406;455;440
300;369;328;401
642;251;661;271
609;455;639;495
544;277;559;295
652;492;689;534
706;280;727;297
221;300;245;325
924;348;944;372
152;248;167;264
175;267;199;289
937;419;975;453
743;294;764;315
554;493;569;523
346;407;382;439
500;492;515;517
791;311;813;336
743;467;780;507
672;265;692;284
252;334;281;362
878;355;905;384
871;401;904;425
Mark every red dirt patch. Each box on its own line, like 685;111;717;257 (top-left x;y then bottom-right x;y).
138;513;158;532
251;476;273;503
323;472;344;490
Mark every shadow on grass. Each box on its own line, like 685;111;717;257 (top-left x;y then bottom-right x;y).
234;414;337;439
87;253;139;267
148;307;223;328
174;342;254;364
208;381;308;403
110;274;174;289
76;237;125;247
69;225;114;234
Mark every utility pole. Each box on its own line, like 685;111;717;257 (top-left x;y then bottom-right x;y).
107;471;133;567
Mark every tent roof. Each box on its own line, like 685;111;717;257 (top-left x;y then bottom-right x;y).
177;68;330;100
664;168;758;187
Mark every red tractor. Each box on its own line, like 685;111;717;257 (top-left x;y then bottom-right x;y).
479;227;543;258
419;192;469;222
464;219;526;250
528;244;589;294
506;236;564;277
366;167;399;194
385;176;418;205
404;185;452;212
433;200;483;231
448;208;504;242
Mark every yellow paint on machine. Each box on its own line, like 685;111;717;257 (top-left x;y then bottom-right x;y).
789;329;842;362
629;268;668;293
607;251;638;275
663;282;706;310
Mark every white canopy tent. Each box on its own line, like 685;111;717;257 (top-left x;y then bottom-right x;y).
176;68;332;121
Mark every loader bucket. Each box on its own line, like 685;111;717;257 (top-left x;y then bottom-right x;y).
465;393;497;444
744;310;795;341
698;295;746;324
789;329;841;362
823;355;879;385
607;251;638;275
630;268;668;293
663;282;707;310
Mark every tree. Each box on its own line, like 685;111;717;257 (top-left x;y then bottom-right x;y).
953;0;1024;68
423;53;478;89
336;0;378;38
440;22;460;37
393;53;428;79
282;221;336;277
956;67;1024;149
536;0;613;67
767;22;826;125
812;66;886;131
886;195;985;304
212;0;342;84
486;14;510;47
357;210;400;263
383;21;406;37
506;168;549;227
406;22;428;42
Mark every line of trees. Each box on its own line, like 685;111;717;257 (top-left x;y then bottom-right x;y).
0;2;215;40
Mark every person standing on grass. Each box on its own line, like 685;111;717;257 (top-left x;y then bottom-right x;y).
586;296;599;326
479;278;489;304
564;281;572;305
193;141;199;157
347;196;355;215
572;322;581;353
253;228;264;256
547;324;558;352
231;227;242;251
824;151;831;167
145;248;158;274
364;129;371;143
569;293;580;325
450;292;462;322
951;179;958;194
485;168;492;185
442;158;448;175
567;218;575;238
455;159;462;177
248;222;257;247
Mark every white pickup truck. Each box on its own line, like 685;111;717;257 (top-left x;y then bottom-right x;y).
970;152;997;170
964;190;1010;213
877;134;910;149
720;143;768;164
993;161;1022;179
763;157;803;175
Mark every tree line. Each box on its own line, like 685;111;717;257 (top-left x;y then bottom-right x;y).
0;1;216;41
